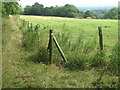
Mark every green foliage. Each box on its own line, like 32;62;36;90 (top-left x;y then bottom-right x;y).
58;4;82;18
31;2;44;15
84;10;98;19
23;3;82;18
86;17;92;19
44;6;57;16
103;7;119;19
22;28;39;51
2;2;22;16
23;2;119;19
92;76;118;88
24;5;32;15
20;15;118;73
107;43;119;75
91;51;107;68
28;47;49;64
55;30;98;70
64;55;86;70
3;15;119;88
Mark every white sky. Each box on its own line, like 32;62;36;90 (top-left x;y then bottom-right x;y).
18;0;120;8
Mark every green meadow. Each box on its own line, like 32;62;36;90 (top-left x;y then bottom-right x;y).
20;15;118;46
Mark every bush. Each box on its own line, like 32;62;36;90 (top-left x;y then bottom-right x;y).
107;43;119;75
22;25;39;51
86;17;92;19
91;51;107;68
28;47;49;64
64;54;86;70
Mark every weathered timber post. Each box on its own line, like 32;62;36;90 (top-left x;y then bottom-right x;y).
98;26;103;50
53;36;67;63
49;30;53;64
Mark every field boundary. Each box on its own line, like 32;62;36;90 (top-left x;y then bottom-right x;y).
13;15;105;65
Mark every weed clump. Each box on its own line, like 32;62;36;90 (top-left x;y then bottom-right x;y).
22;27;39;51
91;51;107;68
64;55;86;70
28;47;49;64
107;43;119;75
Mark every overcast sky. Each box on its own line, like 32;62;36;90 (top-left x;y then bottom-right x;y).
18;0;119;8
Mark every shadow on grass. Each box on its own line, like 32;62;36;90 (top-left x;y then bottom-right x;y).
27;47;49;64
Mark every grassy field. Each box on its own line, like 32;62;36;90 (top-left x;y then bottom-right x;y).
20;15;118;47
2;16;119;88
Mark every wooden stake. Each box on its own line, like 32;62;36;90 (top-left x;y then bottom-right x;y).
98;26;103;50
53;36;67;63
49;30;53;64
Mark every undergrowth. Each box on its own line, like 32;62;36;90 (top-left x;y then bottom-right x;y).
13;15;119;74
10;15;119;88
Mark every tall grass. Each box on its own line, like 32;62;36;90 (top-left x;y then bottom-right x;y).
13;15;119;75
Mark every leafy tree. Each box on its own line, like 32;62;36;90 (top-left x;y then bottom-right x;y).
2;2;21;16
23;3;83;18
23;2;119;20
24;5;32;15
103;7;118;19
30;2;44;15
2;2;6;16
84;10;92;18
84;10;98;19
61;4;82;18
24;2;44;15
44;6;56;16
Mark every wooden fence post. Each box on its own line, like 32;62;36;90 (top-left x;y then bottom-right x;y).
98;26;103;50
47;29;67;64
53;36;67;63
49;29;53;64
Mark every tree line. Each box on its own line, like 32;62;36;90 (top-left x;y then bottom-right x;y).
2;2;119;19
23;2;119;19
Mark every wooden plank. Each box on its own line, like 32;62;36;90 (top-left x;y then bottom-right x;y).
53;36;67;63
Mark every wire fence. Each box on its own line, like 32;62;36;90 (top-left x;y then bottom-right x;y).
13;16;104;64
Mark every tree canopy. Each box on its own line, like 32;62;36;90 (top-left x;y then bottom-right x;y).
2;2;22;16
23;2;119;19
23;3;83;18
103;7;119;19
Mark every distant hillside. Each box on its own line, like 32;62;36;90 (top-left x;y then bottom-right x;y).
78;6;115;11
